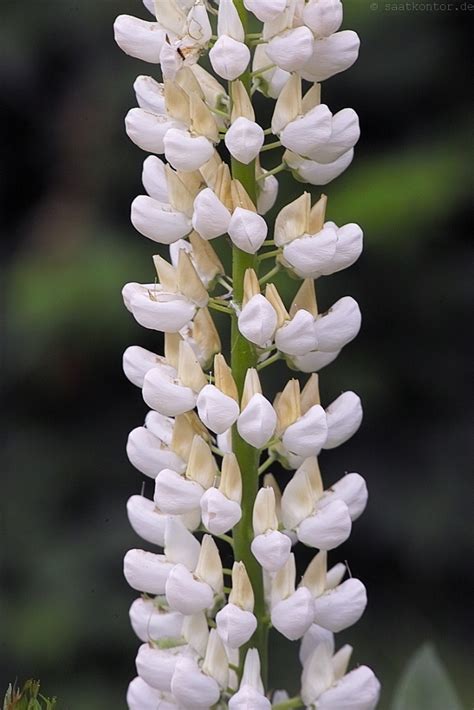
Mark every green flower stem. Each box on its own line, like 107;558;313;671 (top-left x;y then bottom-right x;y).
272;698;304;710
230;0;269;687
261;140;282;152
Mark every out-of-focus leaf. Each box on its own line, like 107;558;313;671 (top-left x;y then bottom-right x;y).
2;681;56;709
391;644;463;710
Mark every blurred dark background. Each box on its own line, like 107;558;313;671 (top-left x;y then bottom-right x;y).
1;1;472;708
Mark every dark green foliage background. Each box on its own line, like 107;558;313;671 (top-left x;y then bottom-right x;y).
1;1;472;707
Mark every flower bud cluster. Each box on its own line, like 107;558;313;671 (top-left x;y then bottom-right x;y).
115;1;379;708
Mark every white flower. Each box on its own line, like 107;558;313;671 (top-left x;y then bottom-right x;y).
228;208;268;254
316;665;381;710
301;30;360;82
282;404;328;458
123;345;169;388
324;390;363;448
303;0;343;38
122;283;196;333
229;649;271;710
257;171;279;214
210;36;251;81
281;226;338;279
292;348;341;373
225;117;265;165
320;472;368;521
127;495;168;546
131;195;192;244
125;108;182;154
271;586;315;641
266;26;315;72
238;393;277;449
164;128;215;172
134;75;166;114
238;294;277;347
285;147;354;185
275;309;318;357
200;488;242;534
114;15;166;63
298;499;352;550
192;187;232;240
142;370;196;417
300;624;335;665
135;643;184;693
280;104;333;159
197;384;240;435
307;109;360;164
314;296;362;352
124;549;174;595
126;424;185;479
126;676;174;710
171;656;221;708
313;578;368;632
252;44;290;99
251;487;291;572
244;0;287;22
215;603;257;649
129;597;183;643
154;468;205;514
165;563;214;614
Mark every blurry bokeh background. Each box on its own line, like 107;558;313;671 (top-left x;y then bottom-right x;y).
2;0;472;707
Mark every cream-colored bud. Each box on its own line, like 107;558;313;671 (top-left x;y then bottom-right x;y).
265;284;289;328
231;80;255;122
171;413;200;461
242;268;260;306
333;644;354;681
214;354;239;402
275;379;301;433
189;231;225;284
153;254;178;292
186;435;218;490
164;79;191;125
177;340;207;392
164;332;181;369
166;165;196;216
190;64;228;112
301;373;321;412
189;308;222;369
301;550;328;597
290;279;319;318
220;453;243;503
195;534;224;594
281;466;314;530
190;93;219;143
298;456;324;499
202;629;229;690
263;474;282;520
271;73;302;134
214;163;233;210
241;368;263;409
309;194;328;233
271;553;296;606
274;192;311;246
177;250;209;308
253;487;279;536
229;561;255;611
302;83;322;114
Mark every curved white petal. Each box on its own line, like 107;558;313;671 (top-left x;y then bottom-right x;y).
314;296;361;352
114;15;165;63
216;603;257;649
324;391;363;448
228;208;268;254
131;195;191;244
192;187;232;240
164;129;215;172
238;294;277;347
282;226;338;279
165;563;214;614
210;36;251;81
127;495;167;545
303;0;343;38
285;148;354;186
134;75;166;114
280;104;333;158
125;108;179;154
197;384;240;434
301;30;360;83
143;369;196;416
266;26;314;72
251;530;292;572
313;578;367;632
275;310;317;356
271;587;315;640
129;597;183;643
297;499;352;550
237;393;277;449
154;469;204;514
200;488;242;534
317;665;381;710
282;405;328;458
124;549;173;595
225;117;265;165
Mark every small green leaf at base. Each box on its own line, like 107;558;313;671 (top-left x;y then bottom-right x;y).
3;680;56;710
391;643;463;710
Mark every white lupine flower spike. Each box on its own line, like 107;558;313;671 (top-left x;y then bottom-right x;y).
117;3;380;706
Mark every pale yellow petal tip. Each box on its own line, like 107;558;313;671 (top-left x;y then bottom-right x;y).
186;434;217;489
229;561;255;611
241;367;262;409
275;379;301;432
214;353;239;402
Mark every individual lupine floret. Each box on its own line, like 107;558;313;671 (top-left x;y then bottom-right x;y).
267;283;319;357
275;378;328;463
275;193;363;279
200;452;243;534
210;0;251;81
129;597;183;644
228;648;271;709
301;642;380;709
300;29;360;84
237;269;278;347
251;487;292;572
303;0;344;39
135;642;192;694
127;494;200;547
126;411;186;478
169;230;225;289
123;344;175;389
171;630;228;708
114;14;167;64
225;81;265;165
179;307;222;370
270;554;315;641
284;145;355;185
127;676;176;710
155;434;217;515
197;354;240;435
252;44;290;99
165;534;224;615
302;551;368;633
237;367;277;449
143;340;207;416
244;0;287;22
264;8;314;73
216;561;257;649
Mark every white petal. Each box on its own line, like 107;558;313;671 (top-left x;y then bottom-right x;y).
244;0;287;22
286;147;354;185
187;4;212;45
127;676;168;710
280;104;333;158
238;294;277;347
124;549;173;595
155;469;204;514
125;108;179;154
165;563;214;614
303;0;343;38
275;310;317;356
164;129;215;172
145;410;175;446
216;603;257;649
317;665;381;710
225;117;265;165
251;530;292;572
142;155;169;202
127;495;167;545
300;624;335;666
217;0;245;41
134;75;166;114
171;657;221;708
131;195;191;244
192;187;232;240
200;488;242;535
237;393;277;449
301;30;360;82
143;369;196;416
292;349;341;373
129;597;183;643
114;15;165;63
228;208;268;254
209;36;251;81
266;26;314;72
324;391;363;448
257;174;279;215
197;384;240;434
229;685;271;709
314;296;361;352
308;108;360;164
135;644;181;692
301;643;335;705
282;226;338;279
313;578;367;632
297;499;352;550
271;587;315;640
127;425;184;480
164;516;201;570
252;44;290;99
323;472;368;522
123;344;163;388
159;42;183;82
282;405;328;458
326;222;363;275
129;290;196;333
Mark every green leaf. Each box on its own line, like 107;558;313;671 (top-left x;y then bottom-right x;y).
392;644;463;710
